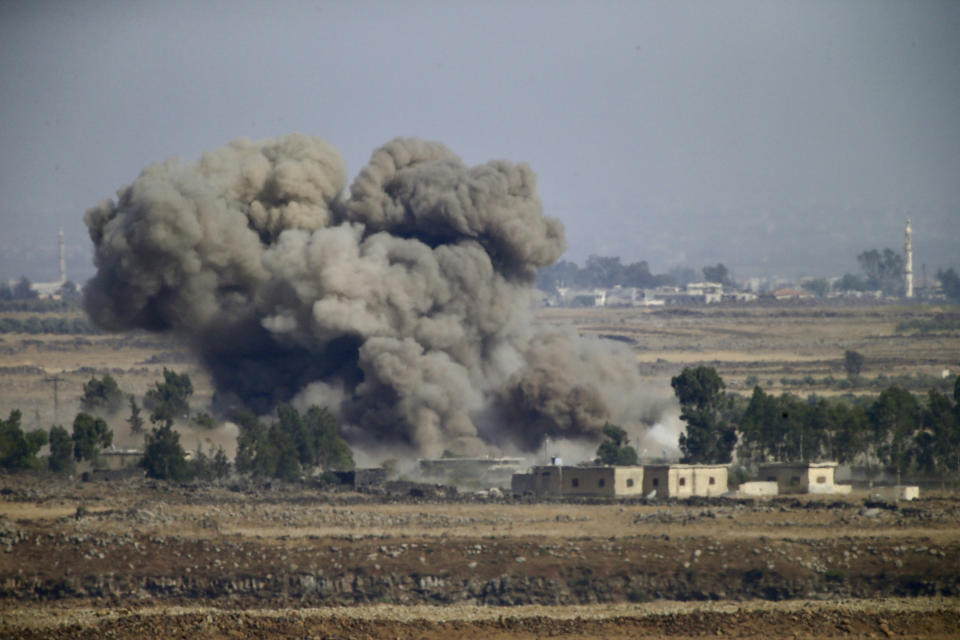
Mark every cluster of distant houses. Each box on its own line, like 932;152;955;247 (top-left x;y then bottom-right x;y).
543;278;948;308
419;456;918;501
510;459;862;499
82;449;919;501
547;283;755;308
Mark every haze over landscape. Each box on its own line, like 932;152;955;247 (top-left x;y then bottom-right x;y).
1;1;958;284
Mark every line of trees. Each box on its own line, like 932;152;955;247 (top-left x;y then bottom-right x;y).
0;409;111;474
672;365;960;481
2;368;355;484
0;315;96;334
234;405;354;482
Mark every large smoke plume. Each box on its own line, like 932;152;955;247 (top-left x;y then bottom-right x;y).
84;135;652;457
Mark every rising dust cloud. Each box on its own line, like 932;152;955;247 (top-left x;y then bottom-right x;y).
84;135;659;457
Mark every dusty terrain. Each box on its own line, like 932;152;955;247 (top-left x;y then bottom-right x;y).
1;475;959;638
2;301;959;637
538;303;960;393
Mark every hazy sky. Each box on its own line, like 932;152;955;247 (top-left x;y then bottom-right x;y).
1;0;957;283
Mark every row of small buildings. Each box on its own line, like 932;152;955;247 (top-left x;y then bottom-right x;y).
511;461;855;499
549;283;756;308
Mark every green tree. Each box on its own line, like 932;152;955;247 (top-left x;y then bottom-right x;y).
868;386;920;481
835;273;868;292
737;386;779;462
141;423;188;481
0;410;47;470
843;350;865;378
212;446;231;479
231;405;353;480
937;267;960;301
143;369;193;424
233;410;272;476
71;412;112;461
127;397;144;434
536;259;582;292
923;388;959;474
80;374;125;414
595;422;639;465
671;366;737;463
801;278;830;298
857;248;904;296
826;401;871;464
702;263;732;286
192;412;217;430
302;405;354;471
58;281;80;300
48;425;74;474
13;277;37;300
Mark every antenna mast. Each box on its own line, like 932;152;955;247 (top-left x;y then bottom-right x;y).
904;219;914;299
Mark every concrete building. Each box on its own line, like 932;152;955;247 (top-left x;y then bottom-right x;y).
512;465;645;498
736;481;779;497
684;282;724;304
871;485;920;501
641;464;728;498
333;468;388;488
758;461;851;494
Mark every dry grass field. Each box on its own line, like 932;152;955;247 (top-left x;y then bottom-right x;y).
1;301;960;638
537;303;960;394
1;475;959;638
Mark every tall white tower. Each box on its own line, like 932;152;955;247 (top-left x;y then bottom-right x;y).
58;227;66;284
904;219;913;298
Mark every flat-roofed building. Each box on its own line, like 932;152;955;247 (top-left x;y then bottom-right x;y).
641;464;728;498
758;461;850;494
512;465;644;497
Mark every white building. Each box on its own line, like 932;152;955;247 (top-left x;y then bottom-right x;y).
758;461;851;495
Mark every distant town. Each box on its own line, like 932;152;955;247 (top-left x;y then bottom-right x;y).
538;221;959;307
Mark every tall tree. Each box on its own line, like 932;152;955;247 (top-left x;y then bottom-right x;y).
826;401;871;464
671;366;737;463
702;263;731;285
71;412;112;461
144;369;194;424
737;386;779;462
80;374;125;414
48;425;74;473
584;255;624;288
596;423;639;465
844;350;865;378
857;248;904;296
0;410;47;470
923;388;960;474
141;422;188;481
127;397;145;434
868;386;920;481
936;267;960;301
231;405;353;480
12;277;37;300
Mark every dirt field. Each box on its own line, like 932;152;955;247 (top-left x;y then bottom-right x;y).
1;475;960;638
2;302;960;637
537;303;960;393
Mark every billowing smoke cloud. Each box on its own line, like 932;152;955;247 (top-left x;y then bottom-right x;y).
84;135;651;457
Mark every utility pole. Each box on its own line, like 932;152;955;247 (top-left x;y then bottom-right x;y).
904;219;914;298
45;375;65;425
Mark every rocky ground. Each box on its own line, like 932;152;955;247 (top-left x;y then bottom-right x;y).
1;474;959;638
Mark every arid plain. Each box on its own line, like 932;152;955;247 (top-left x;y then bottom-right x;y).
1;301;959;639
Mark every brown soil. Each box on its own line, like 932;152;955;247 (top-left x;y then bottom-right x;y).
2;475;959;638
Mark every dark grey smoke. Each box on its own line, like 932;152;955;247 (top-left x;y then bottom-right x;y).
84;135;650;456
